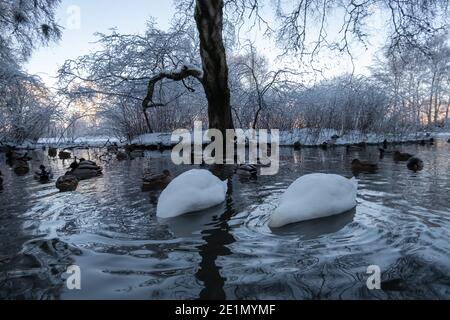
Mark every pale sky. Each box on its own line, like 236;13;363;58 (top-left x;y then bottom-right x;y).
26;0;386;88
26;0;175;87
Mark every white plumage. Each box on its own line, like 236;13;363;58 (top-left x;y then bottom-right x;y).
157;169;228;218
269;173;358;228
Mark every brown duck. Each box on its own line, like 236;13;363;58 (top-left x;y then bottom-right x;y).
407;157;424;172
13;160;30;176
393;151;413;162
116;151;128;161
48;147;57;158
71;159;103;180
351;159;378;172
59;151;71;160
56;173;79;192
142;170;171;191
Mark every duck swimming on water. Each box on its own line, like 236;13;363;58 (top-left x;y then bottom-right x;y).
236;164;258;177
351;159;378;172
48;147;57;158
393;151;413;162
407;157;424;172
58;150;71;160
69;157;79;170
13;160;30;176
142;170;172;191
70;159;103;180
56;173;79;192
34;165;53;183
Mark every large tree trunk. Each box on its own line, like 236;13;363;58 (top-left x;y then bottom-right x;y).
195;0;234;133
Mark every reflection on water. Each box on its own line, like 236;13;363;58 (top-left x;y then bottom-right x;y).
0;141;449;299
271;208;356;239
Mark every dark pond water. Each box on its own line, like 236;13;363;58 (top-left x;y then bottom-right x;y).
0;141;449;300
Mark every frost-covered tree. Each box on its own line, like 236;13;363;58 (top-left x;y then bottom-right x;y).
165;0;449;132
0;72;58;144
0;0;61;63
229;42;296;129
373;31;450;128
0;0;61;144
58;22;206;139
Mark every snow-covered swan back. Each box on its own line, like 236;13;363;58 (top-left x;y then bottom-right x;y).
269;173;358;228
157;169;228;218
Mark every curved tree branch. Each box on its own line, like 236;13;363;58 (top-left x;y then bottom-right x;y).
141;64;203;133
142;64;203;110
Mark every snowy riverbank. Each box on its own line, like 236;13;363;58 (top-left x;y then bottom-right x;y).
2;129;448;150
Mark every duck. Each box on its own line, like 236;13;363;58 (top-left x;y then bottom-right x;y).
156;169;228;218
78;158;98;166
69;157;79;170
379;147;396;158
351;159;378;172
7;149;32;162
236;164;258;177
420;138;434;145
116;151;128;161
293;141;302;150
34;165;53;182
48;147;57;158
71;159;103;180
58;150;71;160
269;173;358;228
320;142;329;150
407;157;424;172
142;170;172;191
393;151;413;162
56;173;79;192
382;139;388;149
13;160;30;176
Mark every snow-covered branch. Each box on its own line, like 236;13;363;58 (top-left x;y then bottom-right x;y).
143;64;203;109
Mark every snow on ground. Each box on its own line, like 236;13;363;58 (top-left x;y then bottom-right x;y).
435;132;450;138
278;129;435;146
12;129;450;149
131;133;174;147
36;136;121;148
132;129;441;148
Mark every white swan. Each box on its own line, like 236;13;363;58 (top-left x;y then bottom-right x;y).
269;173;358;228
157;169;228;218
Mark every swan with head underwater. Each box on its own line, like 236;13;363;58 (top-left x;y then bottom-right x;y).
157;169;228;218
268;173;358;228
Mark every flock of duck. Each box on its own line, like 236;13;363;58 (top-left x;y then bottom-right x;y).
0;137;447;229
349;138;431;174
0;146;103;192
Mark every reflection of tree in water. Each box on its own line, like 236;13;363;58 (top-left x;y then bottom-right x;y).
195;165;236;300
